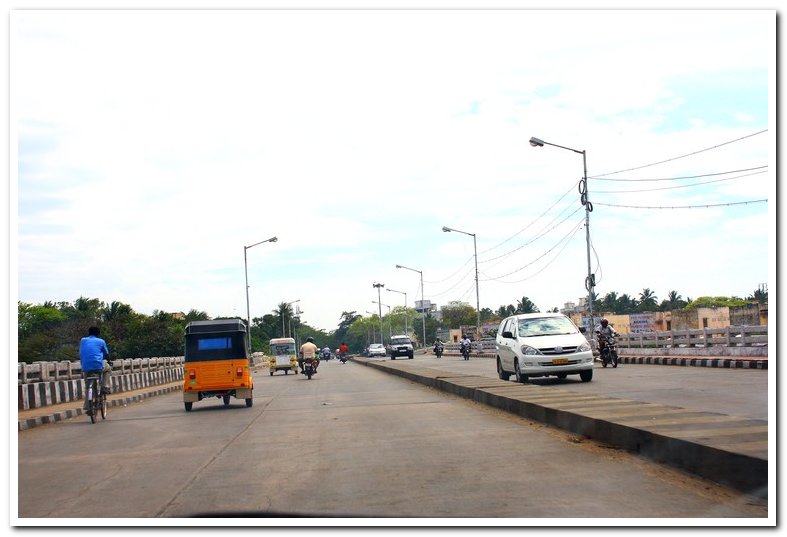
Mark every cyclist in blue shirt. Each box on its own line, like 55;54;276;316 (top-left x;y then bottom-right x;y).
79;326;113;409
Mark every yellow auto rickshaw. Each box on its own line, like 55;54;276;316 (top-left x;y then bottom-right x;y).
268;337;299;375
182;319;253;411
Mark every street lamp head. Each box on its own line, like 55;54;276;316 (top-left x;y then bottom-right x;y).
269;236;278;243
395;264;402;269
442;226;452;233
529;137;544;147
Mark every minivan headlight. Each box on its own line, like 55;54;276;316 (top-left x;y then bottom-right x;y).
577;341;591;353
521;345;542;356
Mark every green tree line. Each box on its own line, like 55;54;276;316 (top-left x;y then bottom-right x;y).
18;288;765;363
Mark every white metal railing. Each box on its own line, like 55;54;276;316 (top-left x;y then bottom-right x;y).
18;357;185;385
437;326;767;356
615;326;768;349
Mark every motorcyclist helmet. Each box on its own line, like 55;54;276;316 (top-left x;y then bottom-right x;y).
600;318;609;326
306;336;314;343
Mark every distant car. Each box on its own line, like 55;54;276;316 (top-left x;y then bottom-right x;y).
368;343;387;357
495;313;594;383
388;335;414;359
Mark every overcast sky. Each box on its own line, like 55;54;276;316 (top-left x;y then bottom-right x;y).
12;7;774;333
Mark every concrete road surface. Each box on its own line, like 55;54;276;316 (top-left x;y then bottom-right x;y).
406;353;769;420
16;359;767;521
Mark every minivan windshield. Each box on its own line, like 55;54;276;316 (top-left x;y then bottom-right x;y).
518;316;578;338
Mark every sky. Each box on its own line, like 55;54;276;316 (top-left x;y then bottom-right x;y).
11;6;775;334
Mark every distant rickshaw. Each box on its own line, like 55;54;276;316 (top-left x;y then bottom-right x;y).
268;337;299;376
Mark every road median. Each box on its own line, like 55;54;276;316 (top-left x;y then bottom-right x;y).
352;356;768;499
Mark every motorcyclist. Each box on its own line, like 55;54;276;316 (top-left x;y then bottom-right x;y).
433;338;444;355
339;342;349;362
299;337;320;374
321;345;332;360
597;318;618;338
460;334;472;356
595;318;618;350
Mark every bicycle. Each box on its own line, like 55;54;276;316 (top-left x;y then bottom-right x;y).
84;371;108;423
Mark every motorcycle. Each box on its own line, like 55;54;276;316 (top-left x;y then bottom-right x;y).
303;357;318;379
460;343;471;361
596;332;619;368
339;352;348;364
321;349;332;361
433;343;444;358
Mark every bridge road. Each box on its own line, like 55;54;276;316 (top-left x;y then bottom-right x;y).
17;359;767;520
404;353;770;420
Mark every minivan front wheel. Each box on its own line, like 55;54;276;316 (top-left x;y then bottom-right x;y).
497;358;511;381
579;369;593;382
514;360;529;384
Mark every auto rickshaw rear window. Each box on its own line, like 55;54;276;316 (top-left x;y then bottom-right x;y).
185;333;247;362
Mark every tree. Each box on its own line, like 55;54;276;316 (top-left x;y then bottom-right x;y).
685;296;748;310
515;296;539;314
599;292;619;314
440;304;477;329
74;296;104;319
273;302;296;338
637;288;658;312
747;286;768;304
658;290;687;312
336;311;361;343
617;294;638;314
496;305;515;318
184;309;210;322
480;308;495;322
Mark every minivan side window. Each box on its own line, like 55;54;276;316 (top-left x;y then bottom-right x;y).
502;318;514;337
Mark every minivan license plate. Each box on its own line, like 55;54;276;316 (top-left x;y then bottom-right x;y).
552;358;568;365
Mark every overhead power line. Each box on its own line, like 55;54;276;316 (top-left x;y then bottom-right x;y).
478;180;577;255
593;170;768;194
479;205;584;265
592;165;768;182
589;129;768;178
593;199;767;210
481;217;585;282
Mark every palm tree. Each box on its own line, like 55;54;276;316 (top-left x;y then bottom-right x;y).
273;302;295;337
600;292;618;314
747;287;768;304
638;288;658;312
515;296;539;314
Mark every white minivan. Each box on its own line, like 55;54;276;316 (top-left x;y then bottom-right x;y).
495;313;594;383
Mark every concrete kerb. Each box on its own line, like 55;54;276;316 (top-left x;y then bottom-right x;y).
18;383;183;431
352;357;768;499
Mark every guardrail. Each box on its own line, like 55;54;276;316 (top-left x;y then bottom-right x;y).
18;357;185;385
616;326;767;349
437;326;768;358
615;326;768;358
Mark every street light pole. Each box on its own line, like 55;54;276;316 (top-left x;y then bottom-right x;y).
244;236;278;348
365;311;377;346
530;136;595;335
373;282;384;343
442;226;481;339
373;301;392;339
386;288;407;335
396;264;426;346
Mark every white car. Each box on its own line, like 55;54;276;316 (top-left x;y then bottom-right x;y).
367;343;387;357
495;313;594;383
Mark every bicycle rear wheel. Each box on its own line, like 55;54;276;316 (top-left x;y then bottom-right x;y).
100;394;108;419
87;380;97;423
